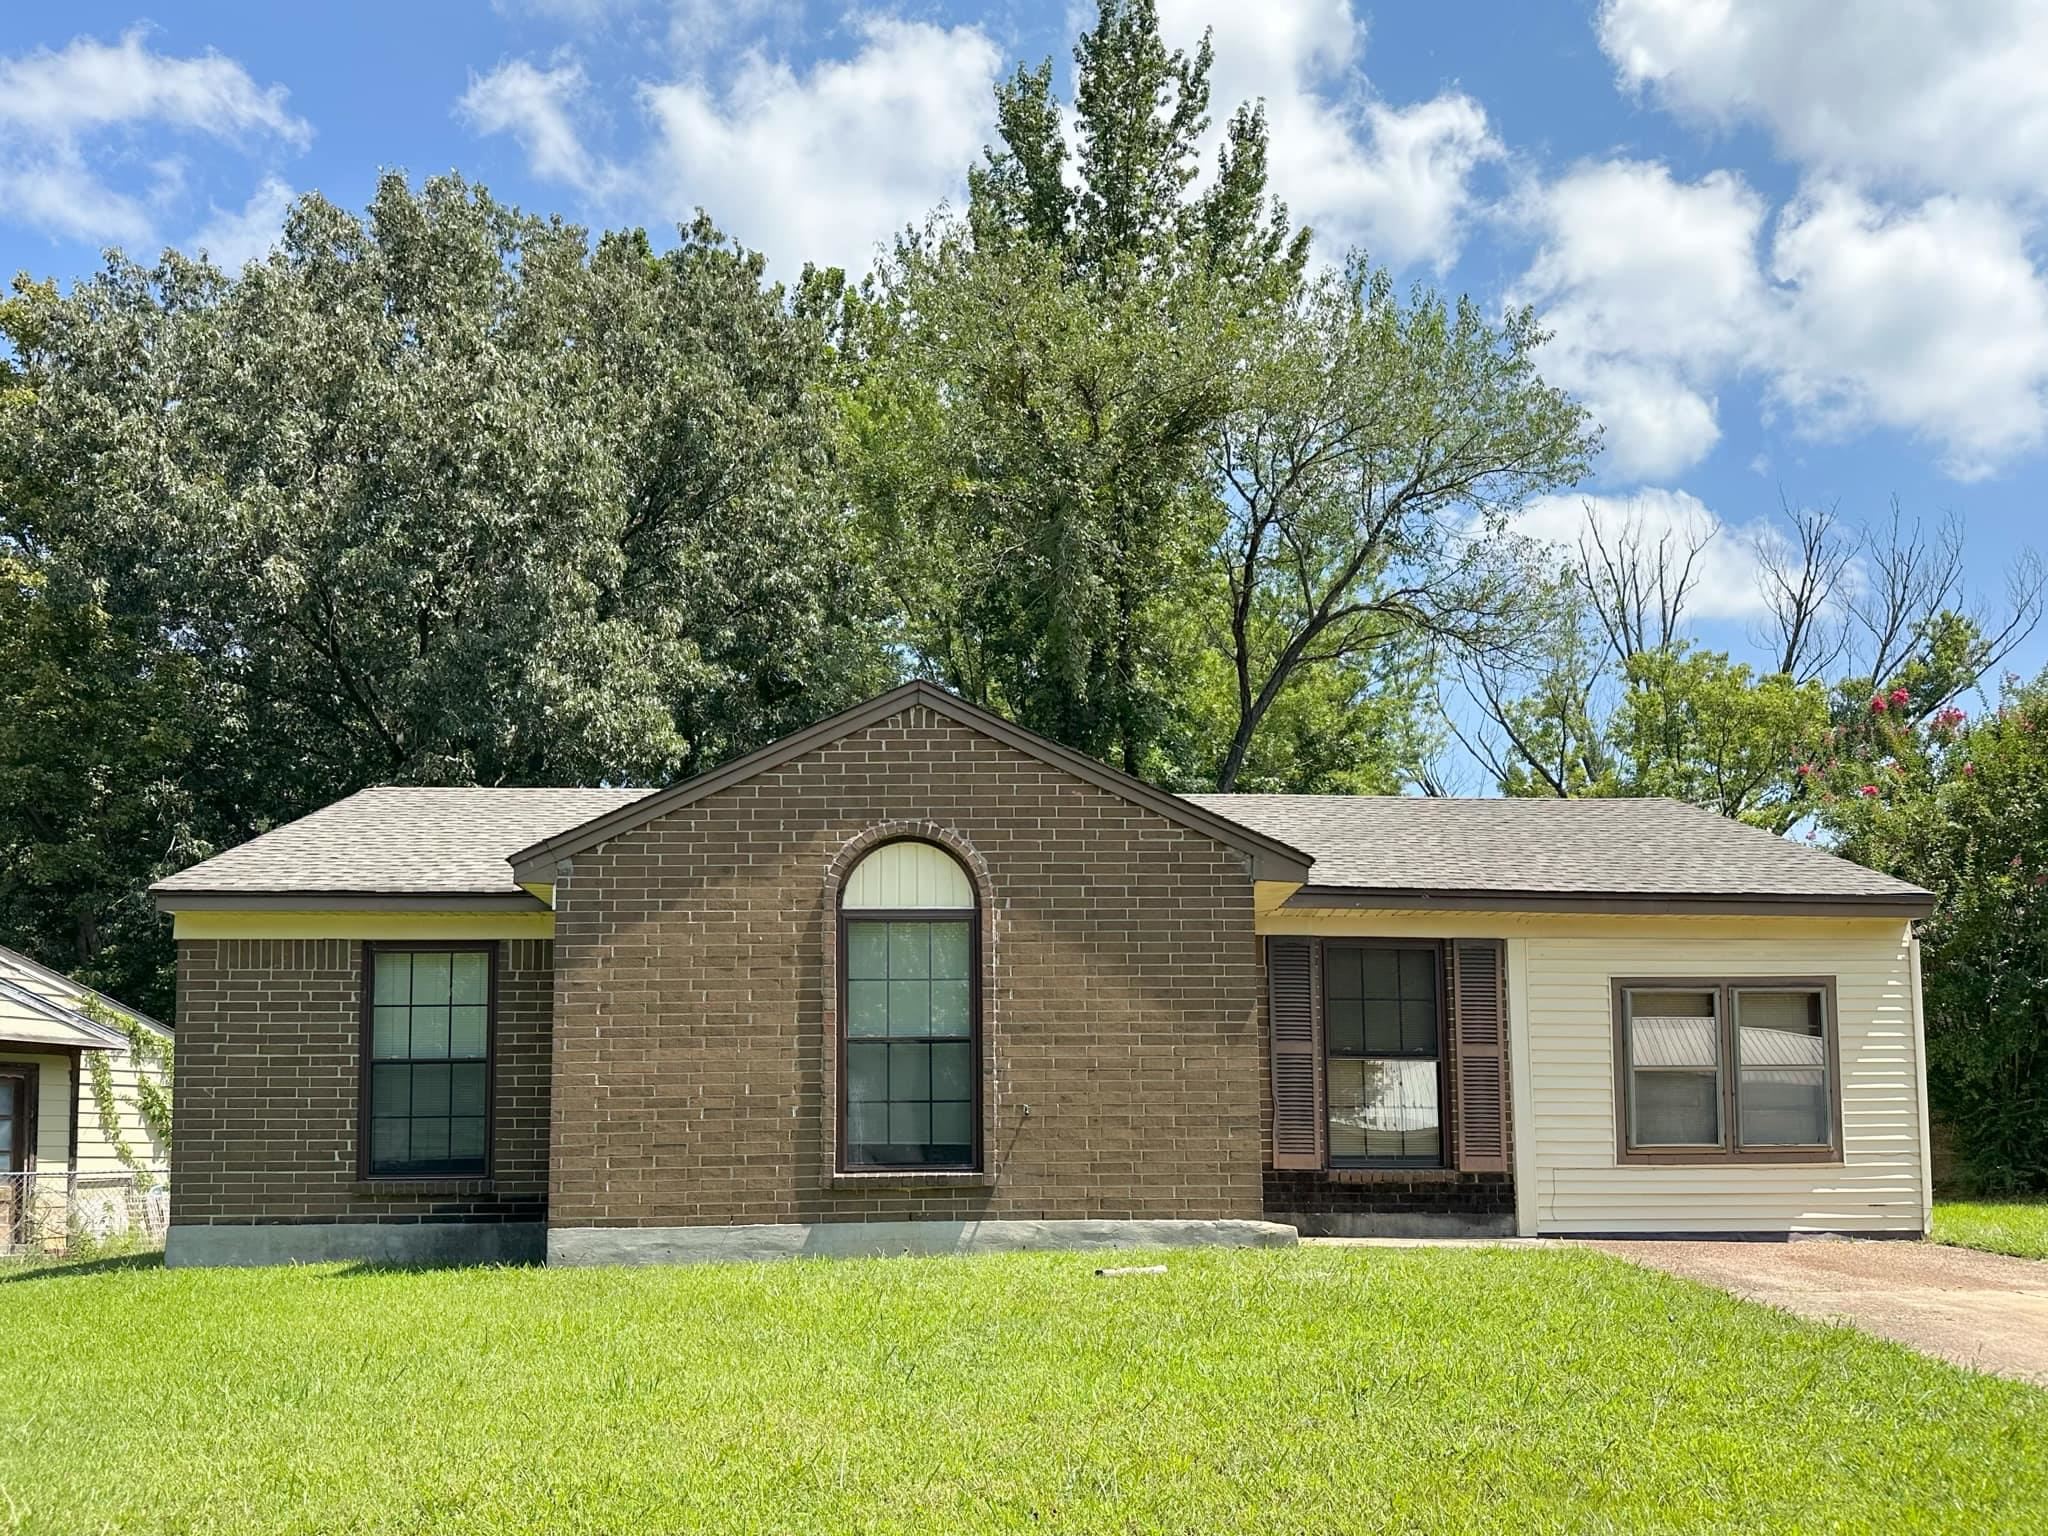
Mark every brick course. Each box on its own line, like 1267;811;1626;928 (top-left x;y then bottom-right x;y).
172;937;553;1225
547;704;1267;1229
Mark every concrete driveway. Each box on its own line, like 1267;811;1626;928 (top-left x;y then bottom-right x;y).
1585;1238;2048;1387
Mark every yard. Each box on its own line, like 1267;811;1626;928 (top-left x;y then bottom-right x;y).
1935;1199;2048;1261
3;1245;2045;1534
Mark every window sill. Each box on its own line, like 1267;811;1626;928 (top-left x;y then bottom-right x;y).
828;1169;996;1191
1616;1151;1842;1167
351;1177;496;1198
1322;1167;1464;1185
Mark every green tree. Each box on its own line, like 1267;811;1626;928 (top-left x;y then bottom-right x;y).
1205;262;1592;790
2;175;889;1006
855;0;1305;773
1824;673;2048;1190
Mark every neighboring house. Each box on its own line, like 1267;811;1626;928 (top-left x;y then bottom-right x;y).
0;943;172;1254
150;682;1936;1268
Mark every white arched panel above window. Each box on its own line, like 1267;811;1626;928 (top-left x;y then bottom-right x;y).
843;840;974;910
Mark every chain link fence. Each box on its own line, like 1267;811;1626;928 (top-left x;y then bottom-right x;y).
1;1170;170;1257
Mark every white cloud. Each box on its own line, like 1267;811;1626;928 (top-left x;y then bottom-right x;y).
1767;184;2048;479
465;17;999;276
188;174;295;271
459;59;609;192
1159;0;1499;270
1598;0;2048;200
0;29;307;247
1509;160;1770;480
1513;488;1770;620
638;17;999;272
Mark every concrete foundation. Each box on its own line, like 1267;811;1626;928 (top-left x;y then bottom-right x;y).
164;1221;546;1268
1276;1210;1516;1240
548;1217;1300;1266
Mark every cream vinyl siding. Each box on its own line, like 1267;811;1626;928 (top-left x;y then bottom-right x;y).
74;1048;169;1176
1261;910;1927;1236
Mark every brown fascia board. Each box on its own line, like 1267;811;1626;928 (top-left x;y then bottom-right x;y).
1283;885;1936;920
150;890;550;914
508;680;1318;885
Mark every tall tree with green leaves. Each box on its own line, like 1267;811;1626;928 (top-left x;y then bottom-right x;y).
1;174;889;1004
857;0;1306;773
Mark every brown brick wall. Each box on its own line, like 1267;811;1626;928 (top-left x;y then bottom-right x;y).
172;937;553;1225
548;703;1266;1229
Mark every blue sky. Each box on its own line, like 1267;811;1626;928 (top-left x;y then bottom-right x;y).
4;1;2045;703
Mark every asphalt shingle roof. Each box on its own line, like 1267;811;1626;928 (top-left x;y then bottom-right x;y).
152;786;652;896
155;781;1925;911
1182;794;1928;904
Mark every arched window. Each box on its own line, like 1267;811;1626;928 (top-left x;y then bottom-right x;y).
839;840;978;1170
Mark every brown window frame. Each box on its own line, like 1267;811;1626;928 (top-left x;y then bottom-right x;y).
836;844;982;1176
0;1060;40;1174
1322;939;1449;1171
1612;975;1843;1166
358;940;498;1182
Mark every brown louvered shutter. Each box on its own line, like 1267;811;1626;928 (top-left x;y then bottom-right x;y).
1267;936;1323;1169
1451;938;1510;1172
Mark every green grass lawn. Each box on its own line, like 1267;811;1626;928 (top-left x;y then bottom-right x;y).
1934;1199;2048;1261
2;1246;2044;1534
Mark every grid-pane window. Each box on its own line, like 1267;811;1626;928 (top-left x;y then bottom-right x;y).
367;947;490;1176
1625;989;1723;1147
843;918;974;1168
1326;944;1441;1165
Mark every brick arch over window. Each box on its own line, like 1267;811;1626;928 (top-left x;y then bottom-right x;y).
819;822;998;1186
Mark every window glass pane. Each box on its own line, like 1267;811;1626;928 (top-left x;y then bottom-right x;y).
411;1117;451;1164
931;1101;972;1149
846;1043;887;1103
1342;1058;1441;1162
1628;993;1719;1070
931;1041;973;1100
888;923;930;978
449;1063;487;1117
847;980;888;1037
410;1006;451;1059
372;1006;410;1060
1326;947;1363;1000
846;1102;887;1147
1326;1058;1367;1160
888;1101;932;1146
449;1006;488;1059
846;922;888;980
887;979;932;1037
411;1063;451;1117
411;952;451;1005
930;980;970;1035
372;1063;410;1117
1326;999;1364;1055
1360;949;1398;999
449;1117;486;1161
1400;999;1438;1055
888;1042;930;1100
1737;991;1829;1146
929;922;970;980
450;952;488;1005
1361;999;1403;1055
1632;1069;1721;1146
1398;949;1437;1000
374;953;411;1005
370;1118;409;1167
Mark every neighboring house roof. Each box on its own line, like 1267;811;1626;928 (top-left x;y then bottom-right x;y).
505;682;1318;885
0;943;170;1051
151;787;653;908
1184;794;1933;917
147;686;1931;919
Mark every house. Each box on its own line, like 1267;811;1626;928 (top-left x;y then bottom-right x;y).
0;943;173;1255
150;682;1935;1267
